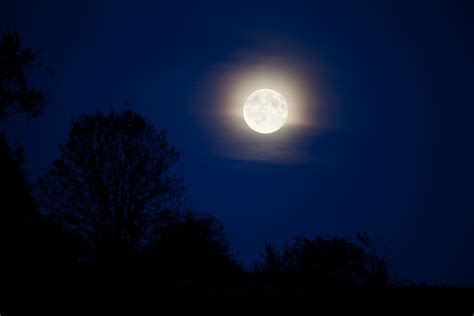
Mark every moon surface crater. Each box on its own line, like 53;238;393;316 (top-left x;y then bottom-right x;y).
243;89;288;134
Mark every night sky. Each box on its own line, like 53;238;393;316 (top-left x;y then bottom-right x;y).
1;0;473;285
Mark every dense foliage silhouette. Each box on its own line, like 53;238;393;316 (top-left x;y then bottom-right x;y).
0;29;46;120
256;233;389;288
143;210;242;275
0;29;79;277
0;135;81;271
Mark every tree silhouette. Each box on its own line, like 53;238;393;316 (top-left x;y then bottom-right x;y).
255;243;281;274
256;233;389;289
144;210;242;276
0;134;80;270
0;29;46;120
36;109;183;262
0;29;79;275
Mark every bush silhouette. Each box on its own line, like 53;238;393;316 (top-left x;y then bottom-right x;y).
256;233;389;289
143;210;242;276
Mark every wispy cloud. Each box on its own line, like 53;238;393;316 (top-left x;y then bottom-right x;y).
191;36;338;164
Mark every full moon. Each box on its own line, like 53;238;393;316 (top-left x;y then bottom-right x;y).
243;89;288;134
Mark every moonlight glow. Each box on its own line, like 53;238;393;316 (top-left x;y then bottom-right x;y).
243;89;288;134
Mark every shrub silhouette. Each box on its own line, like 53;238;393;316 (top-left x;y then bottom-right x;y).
36;109;183;262
256;233;389;289
143;210;242;276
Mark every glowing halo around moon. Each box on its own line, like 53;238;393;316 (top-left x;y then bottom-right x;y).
243;89;288;134
192;48;336;163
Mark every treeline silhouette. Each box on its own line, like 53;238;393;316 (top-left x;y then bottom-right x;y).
1;28;472;310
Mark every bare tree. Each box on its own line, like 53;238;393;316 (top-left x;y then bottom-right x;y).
0;29;46;120
37;109;183;260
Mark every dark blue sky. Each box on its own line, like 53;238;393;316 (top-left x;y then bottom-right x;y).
1;0;473;285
